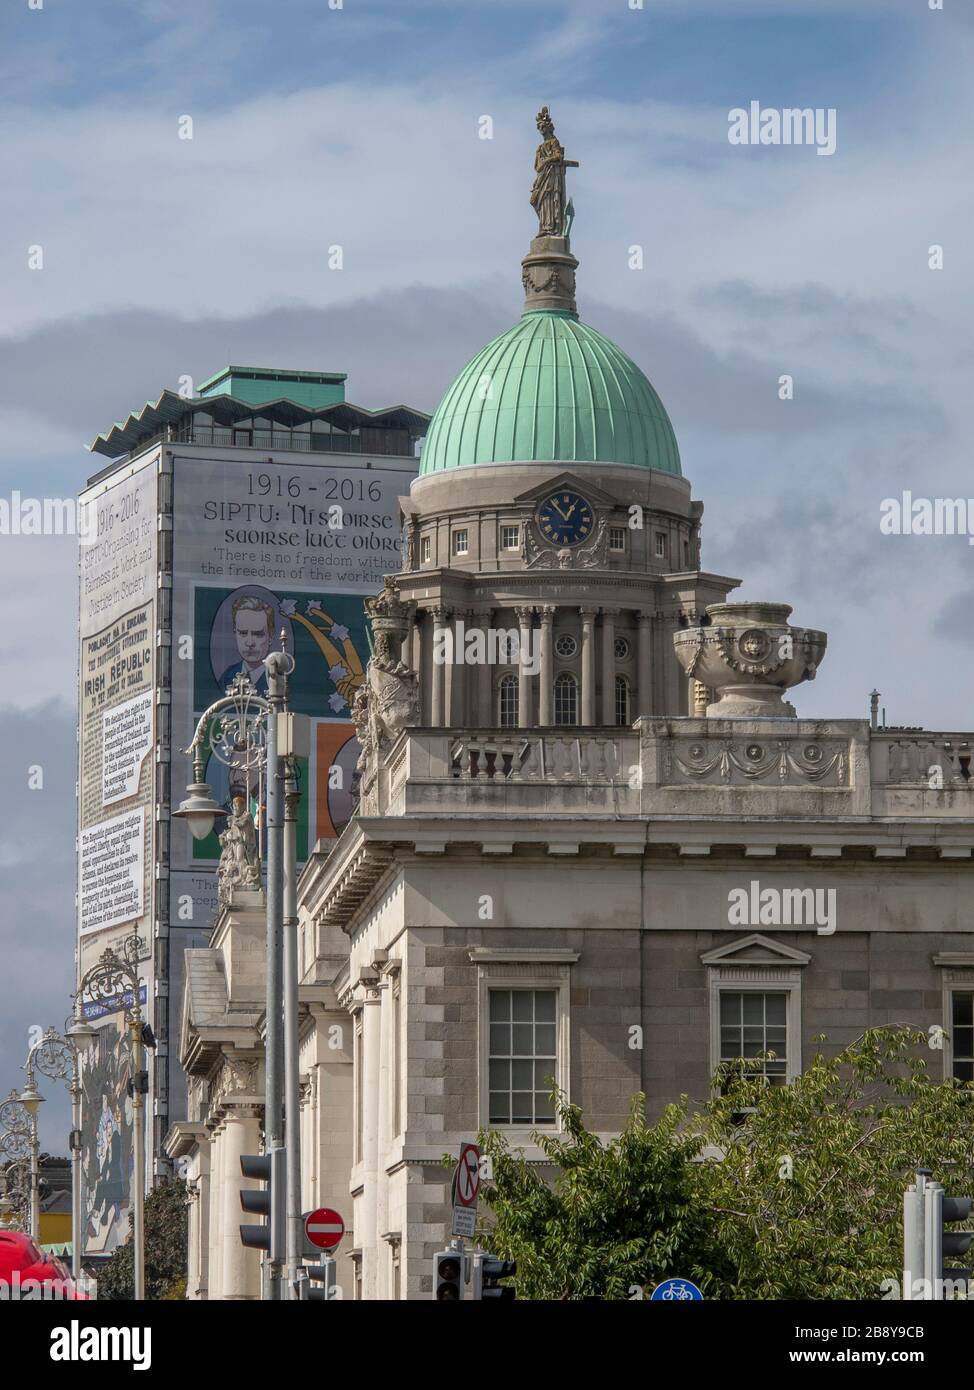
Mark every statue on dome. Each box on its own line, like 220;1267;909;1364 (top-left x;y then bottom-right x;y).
530;107;579;239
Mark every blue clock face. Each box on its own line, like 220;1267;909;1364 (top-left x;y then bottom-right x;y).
536;490;595;547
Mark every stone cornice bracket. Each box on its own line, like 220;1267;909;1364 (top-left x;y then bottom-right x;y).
318;842;395;932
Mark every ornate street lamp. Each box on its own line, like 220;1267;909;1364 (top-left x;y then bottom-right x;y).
0;1090;33;1234
173;653;300;1300
73;934;152;1300
21;1026;84;1281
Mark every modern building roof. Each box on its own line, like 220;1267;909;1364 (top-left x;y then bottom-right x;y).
89;365;430;459
419;309;682;477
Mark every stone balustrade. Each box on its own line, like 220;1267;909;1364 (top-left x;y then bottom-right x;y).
371;719;974;824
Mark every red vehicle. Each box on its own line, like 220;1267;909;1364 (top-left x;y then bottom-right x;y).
0;1230;86;1299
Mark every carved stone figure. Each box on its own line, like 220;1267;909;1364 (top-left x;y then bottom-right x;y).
530;107;577;238
351;579;421;804
217;794;260;906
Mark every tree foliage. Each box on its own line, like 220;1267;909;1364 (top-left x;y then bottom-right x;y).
475;1028;974;1300
94;1180;189;1301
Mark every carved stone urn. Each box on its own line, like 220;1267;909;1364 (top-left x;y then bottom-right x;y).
673;601;827;718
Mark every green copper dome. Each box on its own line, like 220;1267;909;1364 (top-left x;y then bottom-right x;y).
419;309;681;476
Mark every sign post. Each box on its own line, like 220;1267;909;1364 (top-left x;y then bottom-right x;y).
451;1142;480;1239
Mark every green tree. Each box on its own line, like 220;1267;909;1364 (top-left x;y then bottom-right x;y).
698;1027;974;1299
476;1094;725;1299
94;1179;189;1301
475;1028;974;1300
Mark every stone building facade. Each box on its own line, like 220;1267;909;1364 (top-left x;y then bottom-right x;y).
170;113;974;1299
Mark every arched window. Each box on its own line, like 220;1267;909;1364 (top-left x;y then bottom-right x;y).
498;674;519;729
554;672;578;726
615;674;630;727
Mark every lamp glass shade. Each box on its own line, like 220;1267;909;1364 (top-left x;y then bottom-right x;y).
18;1085;44;1115
173;782;226;840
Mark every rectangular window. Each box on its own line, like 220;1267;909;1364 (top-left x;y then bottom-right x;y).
609;526;626;552
453;529;468;555
719;991;788;1083
501;525;520;550
488;988;557;1125
391;1242;401;1300
421;536;431;564
952;992;974;1082
655;532;667;559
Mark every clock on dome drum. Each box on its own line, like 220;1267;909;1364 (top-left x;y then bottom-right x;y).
536;490;595;547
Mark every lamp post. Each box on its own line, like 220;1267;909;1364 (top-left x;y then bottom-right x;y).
173;648;299;1300
21;1026;84;1281
0;1090;33;1234
72;934;149;1300
15;1078;42;1242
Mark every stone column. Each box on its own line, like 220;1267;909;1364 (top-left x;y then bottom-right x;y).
637;611;653;718
601;608;618;725
477;608;494;728
221;1105;262;1300
580;608;597;726
448;610;470;727
375;974;391;1300
430;607;447;727
538;606;554;725
516;606;534;729
208;1125;225;1302
360;986;382;1300
195;1143;211;1300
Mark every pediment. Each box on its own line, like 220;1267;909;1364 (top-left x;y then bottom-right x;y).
513;471;619;508
700;933;811;968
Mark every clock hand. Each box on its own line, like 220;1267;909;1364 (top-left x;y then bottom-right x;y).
548;502;568;520
564;503;577;519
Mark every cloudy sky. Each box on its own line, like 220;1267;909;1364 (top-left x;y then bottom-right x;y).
1;0;971;1142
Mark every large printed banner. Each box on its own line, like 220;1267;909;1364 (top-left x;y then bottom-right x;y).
168;452;415;908
77;455;160;1256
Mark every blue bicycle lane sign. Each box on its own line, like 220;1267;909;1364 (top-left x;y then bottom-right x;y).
651;1278;704;1301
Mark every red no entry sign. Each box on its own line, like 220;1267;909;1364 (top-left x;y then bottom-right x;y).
304;1207;345;1251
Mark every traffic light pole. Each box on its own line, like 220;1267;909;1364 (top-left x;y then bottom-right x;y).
903;1169;929;1300
264;653;288;1299
283;755;302;1298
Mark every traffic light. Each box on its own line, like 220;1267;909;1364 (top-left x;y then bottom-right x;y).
472;1253;516;1302
937;1192;973;1296
239;1147;285;1256
433;1249;464;1300
303;1256;338;1301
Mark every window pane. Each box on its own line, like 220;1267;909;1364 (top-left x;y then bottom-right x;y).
742;995;765;1025
954;1062;974;1083
489;1094;510;1124
765;994;787;1024
511;1059;533;1090
512;992;533;1022
511;1093;533;1124
489;1059;510;1089
535;991;556;1022
489;991;510;1021
512;1024;533;1055
953;993;973;1029
720;994;741;1024
535;1092;555;1121
489;1023;510;1055
534;1060;554;1090
534;1024;556;1055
